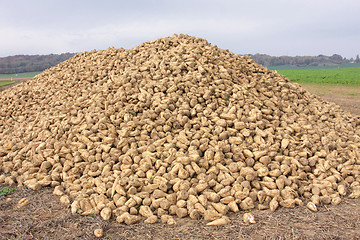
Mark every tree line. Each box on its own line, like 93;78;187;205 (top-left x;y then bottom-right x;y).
0;52;359;74
249;54;360;67
0;53;76;74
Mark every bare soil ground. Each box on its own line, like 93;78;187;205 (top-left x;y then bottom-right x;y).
0;83;359;240
301;84;360;116
1;185;360;240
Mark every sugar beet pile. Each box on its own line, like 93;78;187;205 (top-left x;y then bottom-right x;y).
1;35;360;225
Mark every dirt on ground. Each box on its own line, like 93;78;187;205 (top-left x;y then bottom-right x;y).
0;83;359;240
301;84;360;116
1;184;359;240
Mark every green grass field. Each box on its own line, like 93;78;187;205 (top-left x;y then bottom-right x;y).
0;67;359;86
0;81;16;87
277;68;360;85
269;62;360;70
0;71;41;79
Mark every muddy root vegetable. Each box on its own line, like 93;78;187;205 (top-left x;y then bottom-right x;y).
306;202;317;212
17;198;30;208
207;216;231;226
0;34;359;225
243;212;256;224
94;228;103;238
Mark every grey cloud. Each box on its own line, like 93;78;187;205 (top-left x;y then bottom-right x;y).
0;0;359;58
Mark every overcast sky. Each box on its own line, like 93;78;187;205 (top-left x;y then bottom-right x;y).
1;0;359;58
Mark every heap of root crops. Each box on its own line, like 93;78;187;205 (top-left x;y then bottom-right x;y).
1;34;360;225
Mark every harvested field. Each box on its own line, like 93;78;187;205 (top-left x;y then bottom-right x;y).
301;84;360;116
1;184;360;239
0;35;360;239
